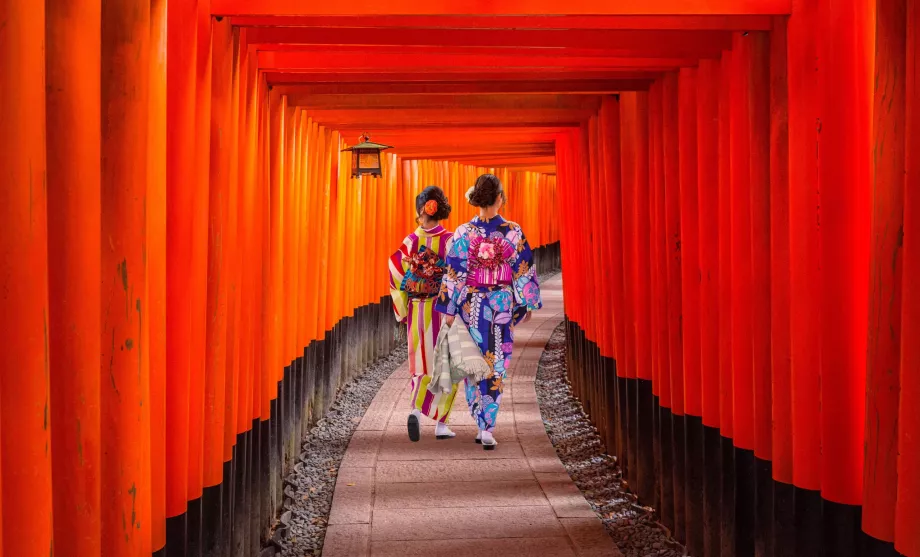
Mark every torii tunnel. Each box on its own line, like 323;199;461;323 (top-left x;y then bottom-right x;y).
1;0;919;556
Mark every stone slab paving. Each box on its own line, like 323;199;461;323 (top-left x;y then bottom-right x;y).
325;277;622;557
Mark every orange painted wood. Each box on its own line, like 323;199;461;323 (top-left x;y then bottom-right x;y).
265;71;660;84
147;0;168;547
696;59;721;429
205;16;233;486
649;82;669;399
100;0;153;551
729;33;754;451
46;0;103;553
619;102;638;379
165;0;198;517
0;1;54;555
678;67;702;417
862;0;907;540
188;1;214;500
599;98;624;361
787;0;821;491
259;50;695;71
748;31;772;461
896;2;920;551
769;17;792;485
231;14;775;31
718;49;734;439
662;72;683;415
211;0;792;16
819;0;872;506
633;93;653;381
274;80;651;96
247;27;731;56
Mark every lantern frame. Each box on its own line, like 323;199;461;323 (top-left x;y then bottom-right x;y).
341;133;393;178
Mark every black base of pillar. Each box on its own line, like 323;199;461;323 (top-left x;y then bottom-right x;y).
165;511;188;557
636;379;656;504
659;405;675;534
186;496;203;557
773;480;795;557
672;413;687;544
720;438;736;557
685;415;705;556
703;425;722;557
755;457;774;557
823;500;861;557
794;486;823;557
201;483;223;557
735;447;756;557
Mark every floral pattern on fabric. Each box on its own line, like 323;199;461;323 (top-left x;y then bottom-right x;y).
435;216;543;432
401;245;447;299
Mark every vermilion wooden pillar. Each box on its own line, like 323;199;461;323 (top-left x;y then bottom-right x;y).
148;0;168;551
101;0;152;553
717;48;736;557
0;1;53;555
786;0;824;551
678;67;704;557
661;71;685;542
897;4;920;554
819;2;872;553
862;0;907;547
768;15;794;557
730;32;757;557
747;29;774;557
46;0;102;554
165;0;198;535
696;58;721;557
188;4;214;541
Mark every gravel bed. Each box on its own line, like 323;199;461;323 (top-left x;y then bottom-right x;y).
535;323;688;557
274;345;405;557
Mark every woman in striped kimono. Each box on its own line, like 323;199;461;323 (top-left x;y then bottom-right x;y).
389;186;457;442
436;174;543;450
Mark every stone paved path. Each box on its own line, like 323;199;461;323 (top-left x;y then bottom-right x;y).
323;277;622;557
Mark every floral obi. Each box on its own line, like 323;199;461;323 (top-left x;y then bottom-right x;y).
467;235;514;288
401;245;447;300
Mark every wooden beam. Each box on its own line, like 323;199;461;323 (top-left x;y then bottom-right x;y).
284;93;604;110
212;0;791;16
230;14;774;30
245;27;732;56
263;71;661;83
304;107;595;126
268;79;651;94
257;51;695;71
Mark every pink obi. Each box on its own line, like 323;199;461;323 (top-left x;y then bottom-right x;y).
468;236;515;287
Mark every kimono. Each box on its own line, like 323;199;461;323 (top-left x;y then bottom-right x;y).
435;216;543;432
389;225;457;422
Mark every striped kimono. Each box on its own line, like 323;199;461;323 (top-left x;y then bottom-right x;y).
389;225;457;422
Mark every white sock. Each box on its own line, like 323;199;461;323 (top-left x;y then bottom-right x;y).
410;409;421;418
481;430;495;443
435;422;454;435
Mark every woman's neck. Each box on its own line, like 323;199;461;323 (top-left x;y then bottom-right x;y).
478;206;500;221
418;218;439;230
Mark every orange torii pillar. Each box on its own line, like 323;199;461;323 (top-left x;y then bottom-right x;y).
787;0;824;550
677;66;704;557
46;0;103;555
695;57;722;557
0;2;54;556
819;0;873;553
101;0;153;555
898;4;920;556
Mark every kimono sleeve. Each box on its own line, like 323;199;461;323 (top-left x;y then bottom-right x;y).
510;224;543;324
434;226;469;317
388;243;410;323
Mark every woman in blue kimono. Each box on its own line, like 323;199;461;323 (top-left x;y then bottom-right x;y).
435;174;543;450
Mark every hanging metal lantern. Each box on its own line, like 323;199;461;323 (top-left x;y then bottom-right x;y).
341;133;393;178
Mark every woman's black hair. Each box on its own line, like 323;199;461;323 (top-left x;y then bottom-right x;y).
415;185;452;221
467;173;503;208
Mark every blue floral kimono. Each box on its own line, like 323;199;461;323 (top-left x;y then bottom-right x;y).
434;216;543;432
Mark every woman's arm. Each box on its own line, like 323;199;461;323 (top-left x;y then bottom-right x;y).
388;243;411;323
510;225;543;325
